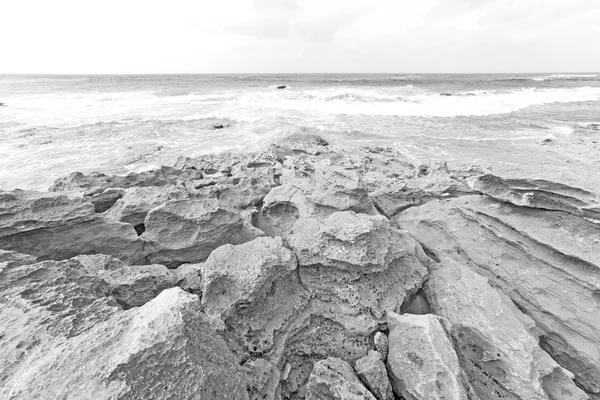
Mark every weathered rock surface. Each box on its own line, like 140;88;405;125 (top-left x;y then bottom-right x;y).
142;199;263;267
1;135;599;399
373;332;389;360
105;185;188;226
425;260;587;400
244;358;282;400
354;351;394;400
0;254;247;399
281;211;429;398
0;190;145;263
386;312;471;400
49;166;204;195
305;357;376;400
396;186;600;397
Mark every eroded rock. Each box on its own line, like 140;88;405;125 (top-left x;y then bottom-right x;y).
0;190;145;264
305;357;376;400
0;254;247;399
142;199;263;267
354;351;394;400
396;192;600;396
386;312;471;400
425;260;586;400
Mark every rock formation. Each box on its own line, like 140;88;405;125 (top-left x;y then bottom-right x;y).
0;134;598;399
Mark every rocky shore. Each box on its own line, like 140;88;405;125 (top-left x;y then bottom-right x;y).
1;134;598;399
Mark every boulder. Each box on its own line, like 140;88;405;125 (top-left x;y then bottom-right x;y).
305;357;376;400
425;261;586;400
0;254;248;399
354;351;394;400
142;199;263;267
386;312;471;400
0;190;145;264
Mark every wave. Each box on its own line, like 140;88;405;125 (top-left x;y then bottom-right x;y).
531;74;598;81
252;86;600;117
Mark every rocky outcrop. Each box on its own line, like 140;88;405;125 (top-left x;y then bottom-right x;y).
49;166;204;195
0;190;145;263
105;185;188;226
425;261;587;400
305;357;376;400
0;135;597;399
386;312;472;400
142;199;263;267
0;254;247;399
396;186;600;397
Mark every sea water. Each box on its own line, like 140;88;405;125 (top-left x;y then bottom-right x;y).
1;73;599;191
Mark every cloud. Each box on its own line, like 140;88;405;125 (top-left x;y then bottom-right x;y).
0;0;598;73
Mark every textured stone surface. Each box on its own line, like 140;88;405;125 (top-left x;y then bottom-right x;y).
105;185;188;226
49;166;204;195
2;136;599;399
354;351;394;400
244;358;281;400
280;211;429;398
142;199;263;267
396;188;600;397
0;190;145;263
373;332;389;360
0;254;248;399
258;163;375;228
425;261;586;400
387;312;470;400
305;357;376;400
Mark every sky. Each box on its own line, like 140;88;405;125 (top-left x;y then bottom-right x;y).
1;0;599;74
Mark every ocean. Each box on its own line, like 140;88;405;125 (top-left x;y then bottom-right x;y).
1;73;599;191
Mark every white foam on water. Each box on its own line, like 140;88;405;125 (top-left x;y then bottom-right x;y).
239;86;600;117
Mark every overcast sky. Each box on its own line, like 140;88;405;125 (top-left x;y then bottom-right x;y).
1;0;599;73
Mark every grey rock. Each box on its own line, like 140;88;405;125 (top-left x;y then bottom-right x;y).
142;199;263;267
425;260;586;400
386;312;470;400
354;351;394;400
0;255;248;399
0;190;145;264
305;357;376;400
396;189;600;396
373;332;389;359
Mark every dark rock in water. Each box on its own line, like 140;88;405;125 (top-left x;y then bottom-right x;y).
542;138;554;144
213;124;225;129
276;85;287;89
440;93;453;96
0;102;6;107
